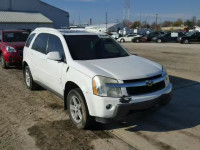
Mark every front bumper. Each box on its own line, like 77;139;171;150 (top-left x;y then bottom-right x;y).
85;83;172;122
3;51;23;66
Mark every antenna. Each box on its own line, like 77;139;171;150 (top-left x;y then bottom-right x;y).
106;12;108;32
123;0;130;21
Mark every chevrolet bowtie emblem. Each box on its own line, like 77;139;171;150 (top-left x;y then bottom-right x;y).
146;80;154;87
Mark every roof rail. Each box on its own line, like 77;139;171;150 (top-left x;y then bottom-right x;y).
34;27;59;32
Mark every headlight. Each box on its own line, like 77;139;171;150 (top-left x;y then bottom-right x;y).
93;76;122;98
162;67;170;87
6;46;16;52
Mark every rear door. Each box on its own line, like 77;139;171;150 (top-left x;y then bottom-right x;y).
30;33;48;82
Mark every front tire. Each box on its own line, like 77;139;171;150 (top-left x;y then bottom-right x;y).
67;88;93;129
120;39;125;43
183;39;189;44
24;66;39;90
157;39;162;43
0;53;8;69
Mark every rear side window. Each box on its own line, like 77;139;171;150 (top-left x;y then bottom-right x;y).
32;33;48;54
47;34;64;54
25;33;35;47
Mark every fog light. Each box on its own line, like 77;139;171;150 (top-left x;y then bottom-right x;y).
106;104;112;110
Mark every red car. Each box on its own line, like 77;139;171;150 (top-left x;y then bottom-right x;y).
0;30;29;69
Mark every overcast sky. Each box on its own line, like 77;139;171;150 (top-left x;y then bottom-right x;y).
42;0;200;25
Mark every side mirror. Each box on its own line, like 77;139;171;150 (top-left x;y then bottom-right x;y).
47;51;62;61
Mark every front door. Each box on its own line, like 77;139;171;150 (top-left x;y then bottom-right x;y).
43;34;67;95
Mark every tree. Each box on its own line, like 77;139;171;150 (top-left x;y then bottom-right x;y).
173;19;183;27
197;20;200;26
142;21;150;29
191;16;197;26
184;20;193;29
162;21;173;27
151;22;160;30
131;21;141;29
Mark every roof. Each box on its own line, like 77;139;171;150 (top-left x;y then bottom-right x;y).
39;0;69;15
0;11;53;24
34;28;106;36
86;23;122;29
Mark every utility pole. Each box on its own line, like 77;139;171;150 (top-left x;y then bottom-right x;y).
155;14;158;30
106;12;108;32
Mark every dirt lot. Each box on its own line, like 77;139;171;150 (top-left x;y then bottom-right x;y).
0;43;200;150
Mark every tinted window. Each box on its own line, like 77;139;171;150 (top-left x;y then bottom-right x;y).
32;33;48;54
64;35;129;60
25;33;36;47
47;35;64;54
0;33;2;42
3;32;29;42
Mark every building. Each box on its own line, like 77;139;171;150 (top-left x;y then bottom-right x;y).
85;23;124;33
0;0;69;30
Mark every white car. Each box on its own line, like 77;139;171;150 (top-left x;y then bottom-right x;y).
117;34;142;43
23;28;172;129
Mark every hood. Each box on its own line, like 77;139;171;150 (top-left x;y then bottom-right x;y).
72;55;162;80
4;42;25;50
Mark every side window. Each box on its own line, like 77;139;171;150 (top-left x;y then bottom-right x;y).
0;33;2;42
32;33;48;54
25;33;35;47
47;34;64;54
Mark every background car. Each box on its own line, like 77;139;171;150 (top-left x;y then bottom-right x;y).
117;34;142;43
0;30;29;69
147;31;165;41
179;31;200;44
152;32;185;43
132;35;148;43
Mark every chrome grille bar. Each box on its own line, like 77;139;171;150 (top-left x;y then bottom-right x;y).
106;75;166;88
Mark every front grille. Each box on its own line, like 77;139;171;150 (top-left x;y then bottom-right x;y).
124;74;165;95
124;74;162;84
17;49;23;51
126;81;165;95
19;53;23;57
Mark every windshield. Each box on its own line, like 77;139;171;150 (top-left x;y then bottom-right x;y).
185;31;196;36
64;35;130;60
3;32;29;42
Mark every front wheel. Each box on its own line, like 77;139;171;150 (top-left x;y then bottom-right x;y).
157;39;162;43
183;39;189;44
120;39;125;43
67;88;93;129
24;66;39;90
0;53;8;69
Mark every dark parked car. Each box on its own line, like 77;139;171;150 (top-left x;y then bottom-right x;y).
147;31;165;41
133;35;148;43
179;31;200;44
152;32;185;43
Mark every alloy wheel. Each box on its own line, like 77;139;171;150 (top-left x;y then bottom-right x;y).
70;95;83;124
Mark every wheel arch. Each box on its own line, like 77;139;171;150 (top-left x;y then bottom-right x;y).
64;81;88;110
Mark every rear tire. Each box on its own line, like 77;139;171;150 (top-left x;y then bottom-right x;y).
0;53;8;69
67;88;93;129
24;66;39;90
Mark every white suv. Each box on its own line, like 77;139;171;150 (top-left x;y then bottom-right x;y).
23;28;172;129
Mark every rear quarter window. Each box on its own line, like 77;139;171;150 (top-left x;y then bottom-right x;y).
25;33;36;47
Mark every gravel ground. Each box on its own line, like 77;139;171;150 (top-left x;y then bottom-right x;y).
0;67;133;150
0;42;200;150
